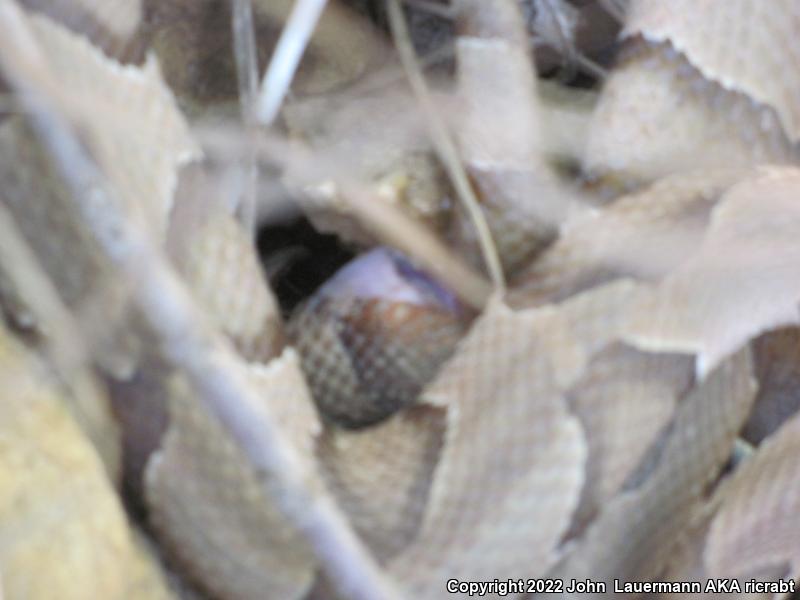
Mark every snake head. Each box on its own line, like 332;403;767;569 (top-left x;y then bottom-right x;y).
288;247;470;428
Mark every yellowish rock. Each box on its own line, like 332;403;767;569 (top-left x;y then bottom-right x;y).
0;323;175;600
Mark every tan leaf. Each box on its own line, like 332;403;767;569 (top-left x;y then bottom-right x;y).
743;327;800;444
389;296;587;596
510;168;743;307
316;404;446;563
567;344;693;533
624;0;800;143
24;11;199;236
144;349;320;600
583;41;796;186
529;280;693;539
19;0;143;60
556;350;755;597
0;8;198;374
625;167;800;377
548;348;756;597
168;167;283;364
705;410;800;585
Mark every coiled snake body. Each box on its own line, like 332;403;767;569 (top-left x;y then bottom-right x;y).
288;247;472;428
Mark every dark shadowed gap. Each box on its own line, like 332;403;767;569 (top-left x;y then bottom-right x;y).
257;215;357;316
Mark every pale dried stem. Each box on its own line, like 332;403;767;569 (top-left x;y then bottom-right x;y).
340;181;493;310
231;0;260;237
387;0;507;292
599;0;627;23
190;125;493;308
256;0;329;125
402;0;455;19
0;4;399;599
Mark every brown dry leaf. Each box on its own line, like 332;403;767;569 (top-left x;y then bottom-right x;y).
704;410;800;587
583;40;797;186
144;349;320;600
567;344;693;533
389;296;588;596
626;167;800;377
0;321;175;600
548;348;756;597
168;167;283;363
646;501;784;600
743;327;800;444
316;404;446;563
0;119;138;377
509;168;743;307
0;8;198;374
23;11;199;236
650;508;717;598
19;0;143;60
530;280;694;538
624;0;800;144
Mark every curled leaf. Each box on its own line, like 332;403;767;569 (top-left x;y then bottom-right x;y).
624;0;800;143
390;296;587;596
626;167;800;376
145;349;320;600
705;410;800;585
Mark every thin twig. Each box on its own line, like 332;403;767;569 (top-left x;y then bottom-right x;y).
231;0;260;237
402;0;455;19
387;0;506;292
0;5;399;599
599;0;627;23
531;35;608;80
256;0;329;125
536;0;579;81
338;181;493;310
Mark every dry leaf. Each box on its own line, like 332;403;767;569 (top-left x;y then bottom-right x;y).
624;0;800;143
583;41;796;186
23;11;199;235
0;8;199;375
705;410;800;586
548;348;756;597
19;0;143;60
510;168;743;306
743;327;800;444
316;404;446;563
145;349;320;600
389;296;587;596
626;167;800;376
168;166;284;363
567;344;693;533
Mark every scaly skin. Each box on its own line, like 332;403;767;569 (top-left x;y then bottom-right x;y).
288;247;473;428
